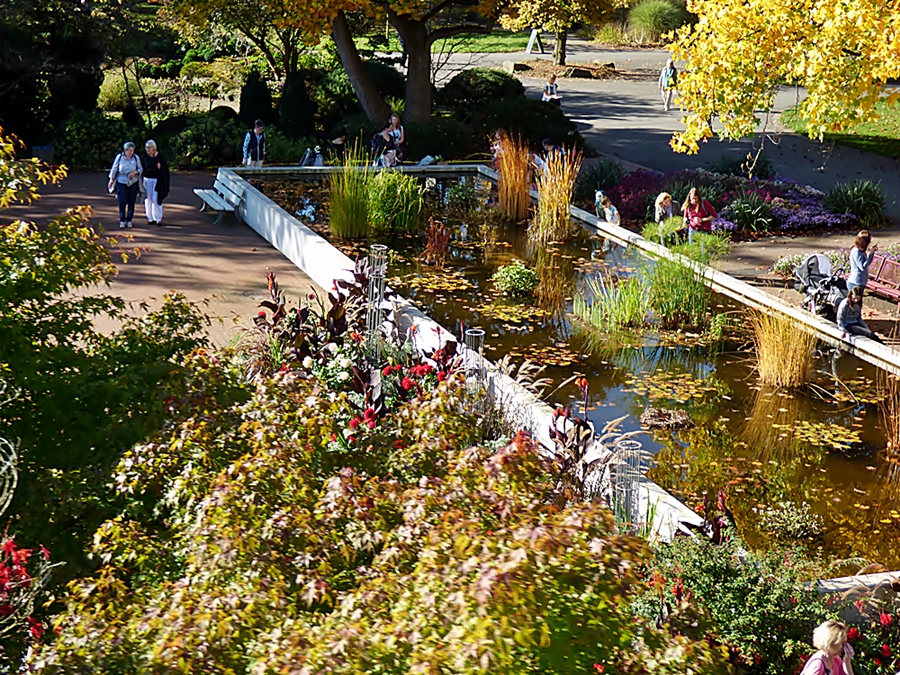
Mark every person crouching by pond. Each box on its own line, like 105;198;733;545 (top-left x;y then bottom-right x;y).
848;229;878;292
107;141;142;229
799;620;854;675
141;140;170;227
655;191;677;223
682;187;717;243
837;286;883;343
599;195;620;227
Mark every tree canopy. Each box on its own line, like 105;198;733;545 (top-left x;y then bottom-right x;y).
669;0;900;153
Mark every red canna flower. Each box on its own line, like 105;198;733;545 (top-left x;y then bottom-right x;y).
401;377;414;391
382;366;393;377
363;408;376;420
875;657;883;667
366;419;376;430
349;417;361;430
883;644;892;658
881;613;893;627
848;627;860;640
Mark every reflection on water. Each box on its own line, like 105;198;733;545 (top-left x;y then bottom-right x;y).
265;178;896;568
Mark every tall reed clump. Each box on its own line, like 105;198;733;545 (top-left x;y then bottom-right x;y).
329;143;369;239
749;311;816;388
647;257;710;330
878;368;900;453
497;132;530;222
573;272;649;331
420;216;450;268
534;148;583;243
369;169;424;234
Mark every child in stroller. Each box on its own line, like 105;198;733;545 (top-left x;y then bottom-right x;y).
794;253;847;322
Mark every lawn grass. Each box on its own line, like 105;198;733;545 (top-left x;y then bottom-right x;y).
355;29;532;54
781;100;900;160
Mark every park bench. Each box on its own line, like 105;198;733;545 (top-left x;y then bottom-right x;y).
867;254;900;302
193;179;242;225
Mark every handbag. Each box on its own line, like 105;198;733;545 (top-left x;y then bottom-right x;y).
108;153;121;193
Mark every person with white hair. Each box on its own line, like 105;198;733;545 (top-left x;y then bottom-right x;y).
107;141;142;229
658;58;679;112
799;620;855;675
141;139;170;227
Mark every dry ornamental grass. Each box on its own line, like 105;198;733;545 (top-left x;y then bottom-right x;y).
534;148;582;243
496;132;531;222
749;311;816;388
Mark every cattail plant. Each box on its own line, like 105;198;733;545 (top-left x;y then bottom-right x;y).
496;131;530;222
328;142;369;239
878;368;900;454
749;311;816;388
534;148;583;244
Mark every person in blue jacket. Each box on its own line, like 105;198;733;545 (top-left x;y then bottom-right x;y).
848;229;878;292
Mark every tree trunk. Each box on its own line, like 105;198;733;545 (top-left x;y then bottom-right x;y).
392;15;431;125
553;29;567;66
331;11;389;124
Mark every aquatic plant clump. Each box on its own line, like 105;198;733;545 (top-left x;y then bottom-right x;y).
534;148;582;243
369;169;424;234
647;256;711;331
496;132;531;222
328;144;369;239
574;273;649;331
750;311;816;388
491;260;539;297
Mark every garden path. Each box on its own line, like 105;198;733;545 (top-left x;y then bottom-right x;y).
2;171;321;346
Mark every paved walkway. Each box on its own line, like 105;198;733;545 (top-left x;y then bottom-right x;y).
2;172;319;346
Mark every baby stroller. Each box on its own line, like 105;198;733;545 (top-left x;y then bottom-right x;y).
794;253;847;322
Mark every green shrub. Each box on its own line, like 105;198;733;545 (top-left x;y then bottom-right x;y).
574;157;624;202
167;115;241;169
239;70;274;128
722;191;775;232
471;97;585;151
97;73;139;113
320;61;406;113
404;116;475;160
279;74;317;141
55;110;137;170
491;260;539;297
708;152;775;178
439;68;524;114
265;129;319;164
369;169;424;234
824;179;885;225
627;0;689;40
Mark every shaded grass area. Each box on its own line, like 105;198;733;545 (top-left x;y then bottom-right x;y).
781;101;900;160
355;29;533;54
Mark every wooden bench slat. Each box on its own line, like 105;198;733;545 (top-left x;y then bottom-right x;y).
213;180;242;206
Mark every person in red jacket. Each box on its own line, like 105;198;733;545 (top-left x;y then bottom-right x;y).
681;187;717;243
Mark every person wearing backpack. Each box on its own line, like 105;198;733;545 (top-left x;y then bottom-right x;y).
682;187;717;243
243;120;266;167
658;58;678;112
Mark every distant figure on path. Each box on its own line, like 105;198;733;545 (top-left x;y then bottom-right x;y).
848;229;878;292
141;139;170;227
837;286;883;343
243;120;266;167
799;620;854;675
107;141;142;229
658;58;679;111
682;187;717;243
542;74;561;106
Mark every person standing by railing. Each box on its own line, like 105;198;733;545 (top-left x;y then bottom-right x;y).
243;120;266;167
848;229;878;292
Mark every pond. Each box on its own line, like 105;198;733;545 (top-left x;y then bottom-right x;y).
256;174;896;571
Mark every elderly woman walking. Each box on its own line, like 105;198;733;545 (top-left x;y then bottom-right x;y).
107;142;143;229
141;140;170;227
848;229;878;292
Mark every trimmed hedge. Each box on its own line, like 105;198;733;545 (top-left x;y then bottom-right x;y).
404;117;476;160
320;61;406;113
439;68;524;113
470;97;585;151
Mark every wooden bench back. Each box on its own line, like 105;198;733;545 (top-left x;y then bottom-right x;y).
872;254;900;290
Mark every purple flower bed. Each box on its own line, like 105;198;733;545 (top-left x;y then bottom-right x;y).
606;168;861;235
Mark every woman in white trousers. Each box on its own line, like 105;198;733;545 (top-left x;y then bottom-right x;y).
140;140;170;226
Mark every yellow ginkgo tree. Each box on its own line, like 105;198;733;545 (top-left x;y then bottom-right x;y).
669;0;900;154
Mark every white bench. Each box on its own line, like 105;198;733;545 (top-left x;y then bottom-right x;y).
193;179;242;225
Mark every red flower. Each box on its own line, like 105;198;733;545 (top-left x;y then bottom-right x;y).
437;371;447;382
257;311;266;317
363;408;376;421
875;657;883;667
593;665;605;673
308;293;315;300
392;364;403;373
2;539;15;556
349;417;361;430
673;580;684;602
382;366;393;377
366;419;376;430
881;613;893;627
883;644;892;658
848;627;860;640
0;605;12;617
348;435;356;443
393;440;404;449
330;433;337;442
27;616;44;638
401;377;414;391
